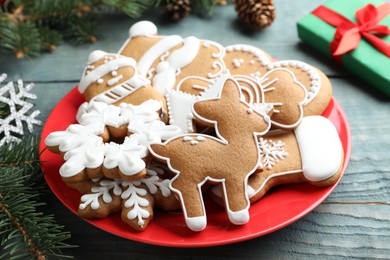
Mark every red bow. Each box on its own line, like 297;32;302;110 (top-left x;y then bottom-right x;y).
312;3;390;59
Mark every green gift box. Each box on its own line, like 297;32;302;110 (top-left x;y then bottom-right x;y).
297;0;390;96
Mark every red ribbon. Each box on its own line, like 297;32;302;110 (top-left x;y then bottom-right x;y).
312;3;390;61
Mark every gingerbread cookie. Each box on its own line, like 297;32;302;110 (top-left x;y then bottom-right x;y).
223;44;332;117
45;99;182;183
166;68;307;133
118;21;226;96
171;44;332;130
149;77;272;231
78;167;179;231
211;116;344;203
78;50;167;120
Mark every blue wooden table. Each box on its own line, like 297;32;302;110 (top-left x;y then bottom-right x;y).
1;0;390;258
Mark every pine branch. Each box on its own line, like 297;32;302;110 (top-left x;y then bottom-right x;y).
0;137;75;259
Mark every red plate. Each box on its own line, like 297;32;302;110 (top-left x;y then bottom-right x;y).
40;87;351;247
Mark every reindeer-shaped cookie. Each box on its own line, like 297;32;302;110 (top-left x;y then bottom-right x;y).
149;78;272;231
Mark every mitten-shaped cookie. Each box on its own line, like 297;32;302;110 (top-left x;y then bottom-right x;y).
211;116;344;204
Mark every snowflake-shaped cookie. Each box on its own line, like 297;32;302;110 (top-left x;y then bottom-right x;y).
78;167;179;231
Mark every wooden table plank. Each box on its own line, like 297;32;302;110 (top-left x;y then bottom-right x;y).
0;0;350;82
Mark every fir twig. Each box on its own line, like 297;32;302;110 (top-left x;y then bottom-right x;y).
0;137;75;259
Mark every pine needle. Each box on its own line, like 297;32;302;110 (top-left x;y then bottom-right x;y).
0;137;75;259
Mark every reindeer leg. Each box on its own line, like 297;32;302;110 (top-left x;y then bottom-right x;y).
171;176;207;231
222;178;250;225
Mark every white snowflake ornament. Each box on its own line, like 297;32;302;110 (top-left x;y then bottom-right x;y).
0;74;41;146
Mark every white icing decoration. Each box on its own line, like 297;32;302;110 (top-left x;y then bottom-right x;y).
77;99;161;128
267;60;321;105
87;50;107;64
129;21;158;38
165;89;199;133
182;136;193;141
45;124;105;178
129;120;183;147
152;36;201;95
190;140;199;145
233;58;244;68
103;136;148;176
257;138;288;170
295;116;343;182
137;35;183;77
79;179;122;210
121;181;150;227
107;74;123;86
225;44;271;67
97;78;104;84
140;175;171;197
79;53;137;93
196;136;206;141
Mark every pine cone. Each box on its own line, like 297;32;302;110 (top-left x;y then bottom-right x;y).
165;0;192;22
234;0;276;30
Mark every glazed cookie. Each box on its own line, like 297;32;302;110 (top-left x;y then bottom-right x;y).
223;44;332;117
173;44;332;132
149;77;272;231
211;116;344;204
45;99;182;183
165;68;307;133
118;21;226;95
78;167;179;231
78;50;167;119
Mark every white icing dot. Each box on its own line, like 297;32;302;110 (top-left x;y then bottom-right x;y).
97;78;104;84
196;136;206;141
267;64;273;70
301;65;309;71
226;46;233;52
190;140;199;145
156;61;170;73
247;108;253;114
183;136;193;142
239;59;244;63
249;60;255;65
111;71;118;76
